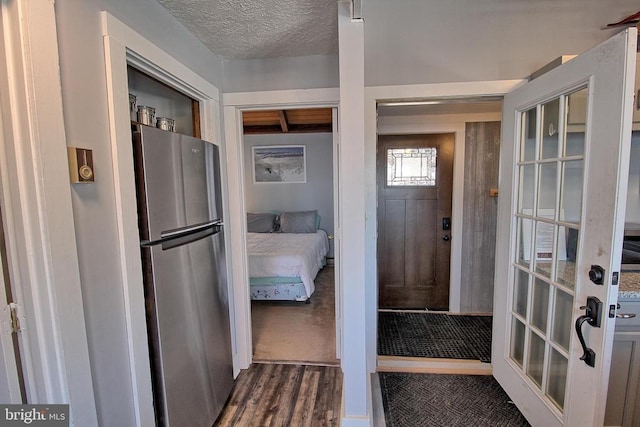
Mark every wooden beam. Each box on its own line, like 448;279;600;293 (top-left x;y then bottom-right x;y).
243;123;332;134
279;110;289;133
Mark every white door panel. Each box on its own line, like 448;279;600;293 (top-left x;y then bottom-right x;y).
493;29;636;426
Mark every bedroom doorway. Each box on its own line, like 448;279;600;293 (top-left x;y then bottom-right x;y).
241;107;340;366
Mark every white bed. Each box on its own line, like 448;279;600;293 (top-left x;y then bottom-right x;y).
247;230;329;301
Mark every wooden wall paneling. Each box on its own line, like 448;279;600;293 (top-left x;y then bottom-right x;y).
461;122;501;313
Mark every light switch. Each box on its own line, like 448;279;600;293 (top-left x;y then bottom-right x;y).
67;147;95;183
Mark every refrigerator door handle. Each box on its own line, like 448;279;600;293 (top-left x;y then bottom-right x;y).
141;219;223;248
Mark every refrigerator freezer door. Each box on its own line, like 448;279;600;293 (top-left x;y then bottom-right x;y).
133;126;223;242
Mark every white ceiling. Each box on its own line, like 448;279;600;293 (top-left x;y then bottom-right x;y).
156;0;338;60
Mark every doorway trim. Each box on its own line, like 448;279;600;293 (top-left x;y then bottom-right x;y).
223;88;340;371
101;12;221;427
364;80;525;368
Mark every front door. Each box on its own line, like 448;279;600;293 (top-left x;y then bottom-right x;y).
493;29;636;426
377;133;454;309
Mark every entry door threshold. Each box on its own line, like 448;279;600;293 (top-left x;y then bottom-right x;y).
377;355;492;375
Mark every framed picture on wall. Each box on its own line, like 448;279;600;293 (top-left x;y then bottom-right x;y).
253;145;307;183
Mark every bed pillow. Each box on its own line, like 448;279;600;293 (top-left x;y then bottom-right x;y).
279;210;318;233
247;212;278;233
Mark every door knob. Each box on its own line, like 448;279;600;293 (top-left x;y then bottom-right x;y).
589;265;605;285
442;235;450;241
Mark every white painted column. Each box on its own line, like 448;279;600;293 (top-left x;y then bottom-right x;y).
338;2;371;426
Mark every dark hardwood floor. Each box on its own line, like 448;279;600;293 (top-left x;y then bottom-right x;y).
215;363;342;427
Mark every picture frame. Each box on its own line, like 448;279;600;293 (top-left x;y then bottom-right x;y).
252;145;307;183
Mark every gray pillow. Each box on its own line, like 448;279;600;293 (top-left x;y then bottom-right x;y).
279;210;317;233
247;213;277;233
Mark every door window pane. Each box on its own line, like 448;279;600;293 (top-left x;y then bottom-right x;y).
537;162;558;213
387;147;437;186
556;226;577;290
547;349;568;410
531;278;550;333
513;268;530;318
510;318;526;368
560;160;583;224
565;88;588;156
518;164;535;213
527;332;546;387
541;99;560;159
534;221;555;277
552;289;573;351
517;217;534;269
521;108;537;161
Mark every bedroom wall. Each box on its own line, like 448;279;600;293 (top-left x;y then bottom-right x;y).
243;132;335;257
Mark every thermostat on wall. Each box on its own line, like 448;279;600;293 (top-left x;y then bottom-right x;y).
67;147;95;183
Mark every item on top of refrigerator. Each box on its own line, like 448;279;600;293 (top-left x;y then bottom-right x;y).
156;117;175;132
137;105;155;126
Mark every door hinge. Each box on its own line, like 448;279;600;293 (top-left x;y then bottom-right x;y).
9;303;20;333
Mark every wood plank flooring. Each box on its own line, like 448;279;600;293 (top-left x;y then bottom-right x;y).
215;363;342;427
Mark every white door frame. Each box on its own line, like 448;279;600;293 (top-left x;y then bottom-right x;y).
0;0;97;423
223;88;341;371
101;12;221;427
364;80;525;368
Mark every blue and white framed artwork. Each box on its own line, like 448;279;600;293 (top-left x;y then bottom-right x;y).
252;145;307;183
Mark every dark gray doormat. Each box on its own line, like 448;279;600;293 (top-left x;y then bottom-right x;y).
378;312;492;362
379;372;530;427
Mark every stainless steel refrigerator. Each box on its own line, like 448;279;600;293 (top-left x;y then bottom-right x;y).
132;125;234;426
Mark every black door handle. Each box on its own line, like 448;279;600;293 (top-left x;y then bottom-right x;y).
575;296;603;367
442;235;450;241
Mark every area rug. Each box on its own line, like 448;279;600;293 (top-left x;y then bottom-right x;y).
251;266;338;365
378;312;492;362
379;372;530;427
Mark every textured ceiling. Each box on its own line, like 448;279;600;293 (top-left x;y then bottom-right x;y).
157;0;339;60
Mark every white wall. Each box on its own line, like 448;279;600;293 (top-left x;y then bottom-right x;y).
363;0;640;86
223;54;339;92
53;0;223;424
243;133;335;256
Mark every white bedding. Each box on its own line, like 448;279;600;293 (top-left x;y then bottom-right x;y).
247;230;329;297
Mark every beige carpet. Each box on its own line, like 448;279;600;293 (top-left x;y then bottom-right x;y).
251;266;338;366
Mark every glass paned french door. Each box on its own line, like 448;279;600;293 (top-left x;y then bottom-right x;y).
509;86;587;412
